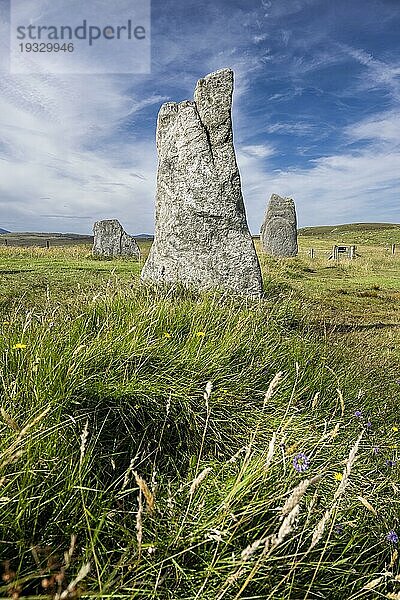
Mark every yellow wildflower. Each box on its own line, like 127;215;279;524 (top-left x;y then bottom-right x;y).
392;426;399;433
12;343;27;350
334;472;343;481
286;443;298;455
195;331;205;337
163;332;172;339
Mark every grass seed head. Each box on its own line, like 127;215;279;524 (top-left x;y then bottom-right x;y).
263;372;284;407
189;467;212;496
134;471;155;513
79;420;89;465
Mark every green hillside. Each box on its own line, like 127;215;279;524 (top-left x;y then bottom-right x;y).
299;222;400;245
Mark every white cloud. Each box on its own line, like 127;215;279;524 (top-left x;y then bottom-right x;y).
253;33;269;43
346;110;400;145
0;5;164;234
237;102;400;232
266;122;317;135
0;70;160;233
238;146;400;231
240;144;275;159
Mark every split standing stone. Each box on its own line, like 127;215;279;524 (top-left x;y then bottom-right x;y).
260;194;298;257
141;68;263;297
92;219;140;258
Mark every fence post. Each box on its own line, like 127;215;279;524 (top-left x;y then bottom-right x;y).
392;244;396;255
46;240;50;249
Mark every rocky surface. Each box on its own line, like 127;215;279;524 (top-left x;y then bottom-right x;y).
141;68;263;297
260;194;298;257
93;219;140;258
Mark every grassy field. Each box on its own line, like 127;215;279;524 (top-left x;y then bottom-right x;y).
0;225;399;599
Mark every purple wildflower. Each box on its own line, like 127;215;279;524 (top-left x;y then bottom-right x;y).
386;459;396;467
335;523;344;535
354;410;362;418
396;379;400;386
365;421;372;429
373;447;380;454
293;452;310;473
386;531;399;544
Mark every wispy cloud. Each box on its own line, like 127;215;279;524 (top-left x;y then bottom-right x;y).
240;144;275;159
339;44;400;100
265;122;317;135
41;214;93;220
346;110;400;145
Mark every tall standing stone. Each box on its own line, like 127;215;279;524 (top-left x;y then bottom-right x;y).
92;219;140;258
141;68;263;297
260;194;298;257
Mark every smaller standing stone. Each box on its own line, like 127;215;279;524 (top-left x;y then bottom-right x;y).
92;219;140;258
260;194;298;257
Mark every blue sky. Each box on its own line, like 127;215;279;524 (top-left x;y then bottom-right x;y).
0;0;399;234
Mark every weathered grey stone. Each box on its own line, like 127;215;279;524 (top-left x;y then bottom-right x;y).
260;194;298;257
141;68;263;297
92;219;140;258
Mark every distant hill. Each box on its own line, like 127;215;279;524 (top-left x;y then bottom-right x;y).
0;231;154;248
299;223;400;236
298;223;400;246
0;232;93;248
0;228;10;234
